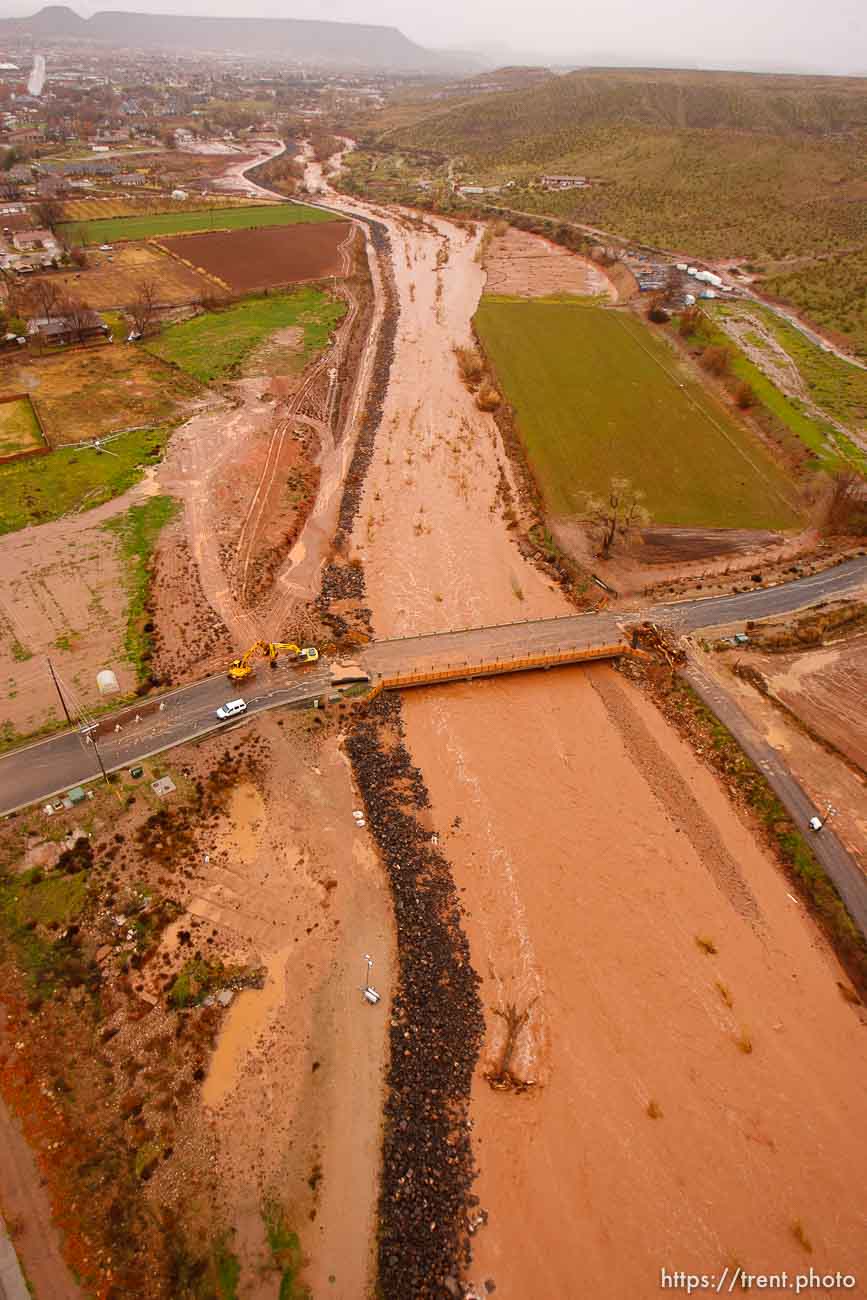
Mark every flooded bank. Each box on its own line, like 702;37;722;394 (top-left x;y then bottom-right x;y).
400;668;867;1295
202;943;290;1110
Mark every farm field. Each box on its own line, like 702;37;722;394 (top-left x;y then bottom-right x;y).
0;346;200;446
0;396;43;458
158;220;352;293
0;426;170;534
0;494;176;743
474;299;802;527
144;287;345;384
24;242;220;311
61;194;263;224
60;201;339;246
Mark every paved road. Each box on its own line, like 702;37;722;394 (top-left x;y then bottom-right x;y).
683;659;867;939
0;556;864;818
367;555;867;675
0;662;331;817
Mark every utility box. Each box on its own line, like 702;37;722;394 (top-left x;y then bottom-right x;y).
67;786;86;804
129;766;144;779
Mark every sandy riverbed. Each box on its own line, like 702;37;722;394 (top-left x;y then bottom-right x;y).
331;194;867;1293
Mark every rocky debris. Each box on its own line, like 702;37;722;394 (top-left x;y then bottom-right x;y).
347;694;485;1299
315;217;397;646
333;221;398;551
315;212;485;1292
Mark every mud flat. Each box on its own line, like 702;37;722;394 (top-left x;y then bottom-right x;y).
484;225;615;300
351;212;565;636
177;716;393;1297
748;637;867;773
401;667;867;1296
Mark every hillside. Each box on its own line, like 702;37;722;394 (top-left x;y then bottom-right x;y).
367;68;867;351
387;68;867;149
0;6;456;71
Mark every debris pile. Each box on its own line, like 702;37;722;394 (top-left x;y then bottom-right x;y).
347;694;485;1299
626;621;686;667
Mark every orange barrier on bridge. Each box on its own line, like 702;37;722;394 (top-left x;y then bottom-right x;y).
369;642;627;695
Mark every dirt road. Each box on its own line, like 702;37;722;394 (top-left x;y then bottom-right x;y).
0;1072;81;1300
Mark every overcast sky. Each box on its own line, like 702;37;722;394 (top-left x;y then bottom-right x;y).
10;0;867;75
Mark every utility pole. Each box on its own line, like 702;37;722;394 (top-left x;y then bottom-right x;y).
47;657;73;726
80;722;110;786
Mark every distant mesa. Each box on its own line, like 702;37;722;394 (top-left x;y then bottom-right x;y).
0;5;469;72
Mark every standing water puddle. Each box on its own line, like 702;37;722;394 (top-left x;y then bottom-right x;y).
202;944;291;1109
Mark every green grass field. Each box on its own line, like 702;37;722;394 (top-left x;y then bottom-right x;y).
474;299;802;528
0;397;43;458
145;288;345;384
697;306;867;476
59;201;337;246
104;495;179;681
0;426;170;535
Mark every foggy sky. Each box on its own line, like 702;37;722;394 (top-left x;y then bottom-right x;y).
9;0;867;75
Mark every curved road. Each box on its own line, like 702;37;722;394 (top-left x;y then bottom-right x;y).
683;657;867;939
1;556;863;818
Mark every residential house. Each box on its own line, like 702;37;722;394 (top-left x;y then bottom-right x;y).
28;310;110;346
541;175;589;190
13;228;60;254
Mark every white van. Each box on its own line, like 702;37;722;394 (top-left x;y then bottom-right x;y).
216;698;247;721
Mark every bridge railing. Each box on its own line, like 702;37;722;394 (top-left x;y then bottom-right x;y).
369;642;627;693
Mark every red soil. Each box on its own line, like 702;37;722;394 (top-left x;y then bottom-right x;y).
160;223;351;293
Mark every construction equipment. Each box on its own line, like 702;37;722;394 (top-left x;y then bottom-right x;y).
227;640;319;682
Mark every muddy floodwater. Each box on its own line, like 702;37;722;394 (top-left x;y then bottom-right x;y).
202;943;290;1110
401;669;867;1295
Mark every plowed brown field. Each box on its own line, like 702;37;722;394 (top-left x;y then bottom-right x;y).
159;221;351;293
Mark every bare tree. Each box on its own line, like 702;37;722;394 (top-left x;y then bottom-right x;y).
583;476;651;558
127;278;159;338
35;198;64;232
31;277;63;324
60;296;97;343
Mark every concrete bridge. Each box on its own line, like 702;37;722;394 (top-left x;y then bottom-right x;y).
0;555;864;817
361;611;630;693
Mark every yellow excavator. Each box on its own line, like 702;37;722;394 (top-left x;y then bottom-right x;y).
227;640;319;682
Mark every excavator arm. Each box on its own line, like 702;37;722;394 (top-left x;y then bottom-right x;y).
227;640;318;681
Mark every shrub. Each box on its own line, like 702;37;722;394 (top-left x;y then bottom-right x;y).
679;307;699;337
735;380;756;409
647;306;670;324
700;345;731;376
476;384;501;412
454;345;483;387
